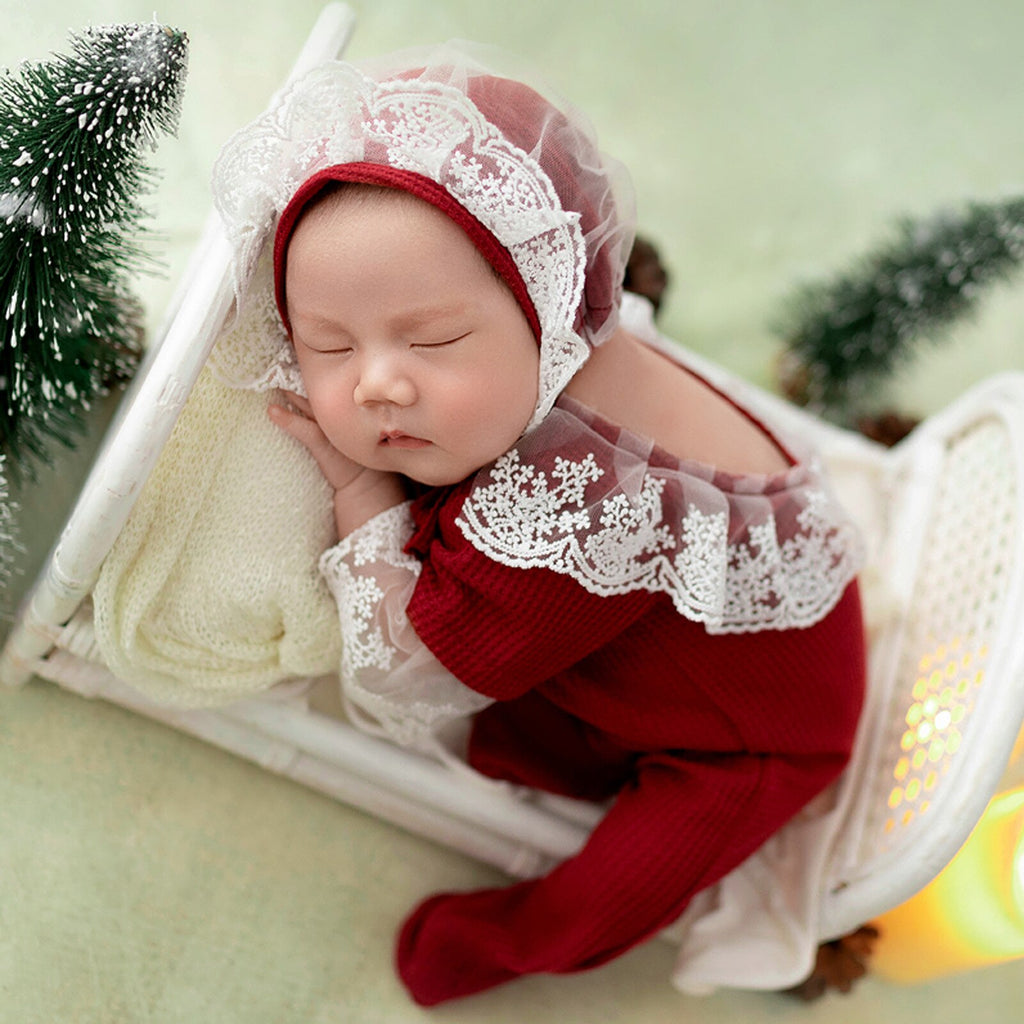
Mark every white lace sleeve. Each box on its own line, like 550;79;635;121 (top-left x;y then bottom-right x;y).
319;502;494;761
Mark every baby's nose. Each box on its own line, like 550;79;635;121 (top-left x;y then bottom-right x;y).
353;356;416;406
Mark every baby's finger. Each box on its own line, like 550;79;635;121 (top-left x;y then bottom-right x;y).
268;403;360;489
268;402;326;452
279;390;314;418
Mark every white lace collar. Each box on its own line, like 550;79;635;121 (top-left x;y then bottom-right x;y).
456;383;864;635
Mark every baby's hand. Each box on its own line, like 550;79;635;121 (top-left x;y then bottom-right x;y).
269;391;364;491
268;391;405;537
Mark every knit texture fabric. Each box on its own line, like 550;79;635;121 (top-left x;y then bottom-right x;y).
92;362;340;706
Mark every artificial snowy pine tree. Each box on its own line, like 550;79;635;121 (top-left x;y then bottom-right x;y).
776;196;1024;421
0;23;188;470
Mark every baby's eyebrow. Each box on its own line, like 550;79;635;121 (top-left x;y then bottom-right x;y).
291;302;472;344
388;303;469;333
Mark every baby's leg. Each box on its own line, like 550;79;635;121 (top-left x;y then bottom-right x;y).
468;691;634;801
397;747;838;1005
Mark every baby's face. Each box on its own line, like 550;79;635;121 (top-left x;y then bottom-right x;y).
284;190;540;487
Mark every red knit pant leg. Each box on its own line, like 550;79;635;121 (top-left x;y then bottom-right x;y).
468;690;635;800
396;750;813;1006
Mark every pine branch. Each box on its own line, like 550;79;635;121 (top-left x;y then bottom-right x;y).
0;23;188;472
775;196;1024;419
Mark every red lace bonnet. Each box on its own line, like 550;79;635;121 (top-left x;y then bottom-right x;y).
272;68;624;352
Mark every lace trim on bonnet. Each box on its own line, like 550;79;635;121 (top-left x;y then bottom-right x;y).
209;48;632;427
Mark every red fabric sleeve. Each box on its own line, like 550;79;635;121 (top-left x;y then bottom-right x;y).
405;484;658;701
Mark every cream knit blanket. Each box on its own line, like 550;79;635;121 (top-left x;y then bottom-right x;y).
92;277;341;706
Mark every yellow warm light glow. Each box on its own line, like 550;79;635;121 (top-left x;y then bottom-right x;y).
873;786;1024;982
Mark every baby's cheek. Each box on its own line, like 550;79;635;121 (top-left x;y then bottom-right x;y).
307;376;351;419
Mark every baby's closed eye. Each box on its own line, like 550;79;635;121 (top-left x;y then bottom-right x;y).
411;331;471;350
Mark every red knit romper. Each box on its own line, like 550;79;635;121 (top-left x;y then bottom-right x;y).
396;479;867;1005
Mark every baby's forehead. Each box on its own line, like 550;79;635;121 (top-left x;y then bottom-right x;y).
285;184;513;296
292;181;422;231
284;192;515;319
287;185;474;259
